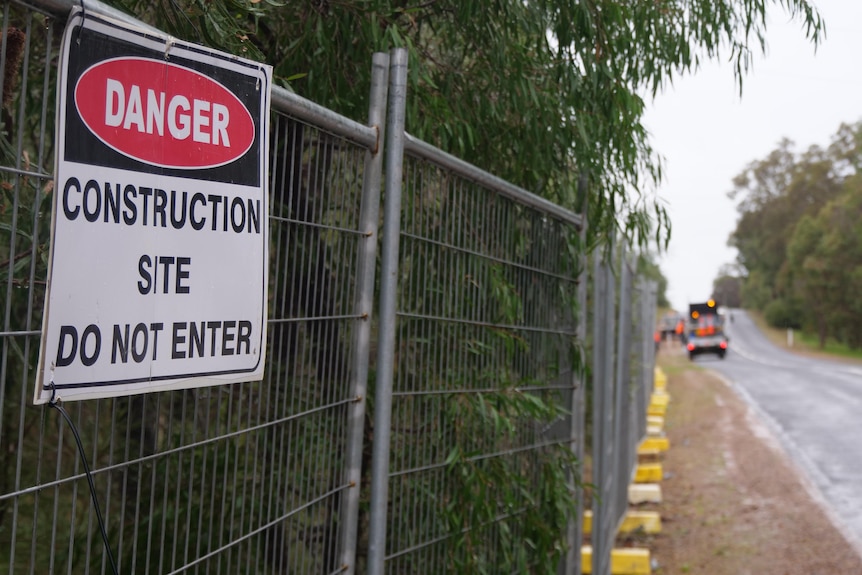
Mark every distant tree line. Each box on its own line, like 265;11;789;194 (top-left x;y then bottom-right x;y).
724;122;862;348
711;265;743;309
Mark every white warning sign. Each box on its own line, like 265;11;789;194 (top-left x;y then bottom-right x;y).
34;9;271;403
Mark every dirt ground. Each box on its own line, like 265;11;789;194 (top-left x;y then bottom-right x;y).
630;342;862;575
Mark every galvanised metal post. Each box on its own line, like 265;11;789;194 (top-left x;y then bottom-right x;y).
592;239;616;575
564;176;589;575
611;247;632;534
339;51;389;574
638;278;652;441
603;241;617;575
647;280;658;396
590;249;605;575
619;257;637;531
632;278;646;444
367;47;408;575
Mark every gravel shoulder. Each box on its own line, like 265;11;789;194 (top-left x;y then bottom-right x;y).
638;344;862;574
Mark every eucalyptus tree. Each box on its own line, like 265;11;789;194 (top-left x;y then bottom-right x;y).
107;0;823;248
787;184;862;348
729;123;859;318
712;265;743;309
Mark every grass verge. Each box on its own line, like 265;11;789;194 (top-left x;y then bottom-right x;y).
746;310;862;363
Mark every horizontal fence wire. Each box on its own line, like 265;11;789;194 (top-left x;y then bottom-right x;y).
0;1;378;572
381;145;583;573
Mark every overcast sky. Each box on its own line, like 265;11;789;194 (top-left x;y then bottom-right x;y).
643;0;862;312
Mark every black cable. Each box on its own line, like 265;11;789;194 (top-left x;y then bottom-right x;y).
60;8;117;571
49;391;120;575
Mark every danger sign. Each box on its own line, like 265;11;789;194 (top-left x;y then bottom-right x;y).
34;9;272;403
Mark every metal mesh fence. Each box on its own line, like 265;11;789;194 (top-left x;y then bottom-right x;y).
0;4;659;572
0;2;384;572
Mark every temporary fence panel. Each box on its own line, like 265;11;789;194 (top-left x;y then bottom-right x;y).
366;49;587;575
0;0;387;572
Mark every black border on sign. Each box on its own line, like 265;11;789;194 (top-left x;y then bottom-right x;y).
36;9;271;398
64;19;264;184
50;368;263;390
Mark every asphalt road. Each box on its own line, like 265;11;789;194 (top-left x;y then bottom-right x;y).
694;309;862;550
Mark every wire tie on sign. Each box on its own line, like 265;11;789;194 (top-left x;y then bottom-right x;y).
47;372;59;405
164;36;174;60
76;0;86;46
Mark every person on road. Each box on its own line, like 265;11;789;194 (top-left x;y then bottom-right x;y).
675;319;685;343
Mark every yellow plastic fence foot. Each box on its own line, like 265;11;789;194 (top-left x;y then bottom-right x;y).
581;545;592;574
619;510;662;534
634;463;663;484
582;510;662;535
637;449;662;464
646;415;664;427
650;392;669;407
611;547;652;574
581;546;652;575
639;436;669;453
628;483;662;504
647;403;666;417
654;367;667;391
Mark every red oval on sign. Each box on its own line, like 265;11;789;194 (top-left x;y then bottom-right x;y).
75;57;255;169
